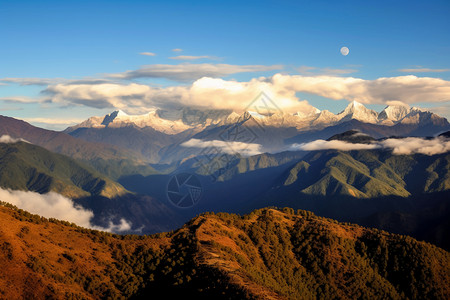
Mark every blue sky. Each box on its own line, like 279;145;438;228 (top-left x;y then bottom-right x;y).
1;0;449;129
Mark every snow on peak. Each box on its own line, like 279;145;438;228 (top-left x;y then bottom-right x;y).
378;105;410;123
248;111;266;119
66;103;447;135
410;106;429;113
294;107;321;118
338;101;379;123
351;100;364;107
116;110;128;117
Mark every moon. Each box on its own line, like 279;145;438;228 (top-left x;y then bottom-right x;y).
340;46;349;56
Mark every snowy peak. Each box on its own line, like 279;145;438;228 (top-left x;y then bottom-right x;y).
66;102;448;135
378;105;410;124
66;110;192;134
337;101;379;124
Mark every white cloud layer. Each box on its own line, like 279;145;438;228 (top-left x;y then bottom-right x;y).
169;55;216;60
291;137;450;156
297;66;358;76
398;68;449;73
107;63;282;81
0;135;29;144
0;77;111;86
181;138;263;156
24;118;85;125
270;74;450;105
140;52;156;56
292;139;379;151
40;72;450;115
380;137;450;155
0;96;42;103
0;188;131;232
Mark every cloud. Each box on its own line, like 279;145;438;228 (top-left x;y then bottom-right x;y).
0;78;62;86
0;77;111;86
0;96;40;103
291;140;379;151
140;52;156;56
169;55;216;60
398;68;449;73
0;188;132;233
291;137;450;156
100;218;132;232
380;137;450;155
172;48;183;52
298;66;358;76
23;118;86;130
10;71;448;117
181;138;263;156
270;74;450;105
42;72;450;114
23;117;85;125
43;76;316;114
0;135;29;144
108;63;283;81
426;104;450;119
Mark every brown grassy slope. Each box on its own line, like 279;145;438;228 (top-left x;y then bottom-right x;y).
0;203;449;299
0;204;170;299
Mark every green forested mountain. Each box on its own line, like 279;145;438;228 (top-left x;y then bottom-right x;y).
0;142;126;198
179;150;306;181
0;204;448;299
282;149;450;198
0;115;157;180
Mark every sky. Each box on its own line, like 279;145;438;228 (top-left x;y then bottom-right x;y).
0;0;449;130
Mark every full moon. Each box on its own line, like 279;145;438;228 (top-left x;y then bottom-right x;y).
340;46;349;56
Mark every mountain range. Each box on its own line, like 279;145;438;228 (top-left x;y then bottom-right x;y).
66;101;448;133
1;110;449;247
0;102;449;299
63;102;450;164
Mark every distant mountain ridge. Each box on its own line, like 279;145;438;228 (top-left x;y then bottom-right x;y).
62;102;449;164
66;101;448;134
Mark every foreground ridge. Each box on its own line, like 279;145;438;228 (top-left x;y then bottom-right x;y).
0;203;448;299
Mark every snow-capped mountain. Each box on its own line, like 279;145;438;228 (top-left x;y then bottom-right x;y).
64;101;449;164
378;105;410;124
336;101;379;124
66;101;448;135
66;108;232;135
237;101;447;130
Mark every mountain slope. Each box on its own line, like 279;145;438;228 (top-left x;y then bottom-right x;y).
283;150;412;198
0;115;157;179
0;142;125;198
281;149;450;197
67;125;181;163
0;204;448;299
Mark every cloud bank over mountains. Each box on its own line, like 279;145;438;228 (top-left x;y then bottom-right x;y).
34;72;450;116
107;63;282;81
181;138;263;156
1;62;449;122
0;135;29;144
0;188;132;233
292;137;450;156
